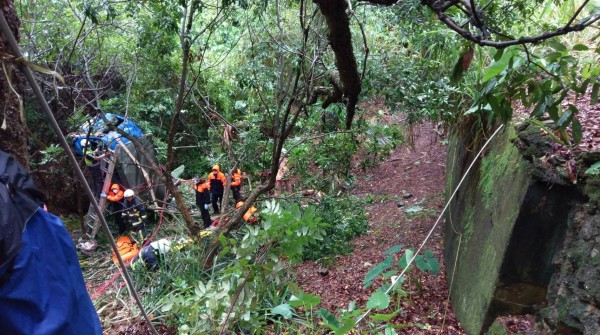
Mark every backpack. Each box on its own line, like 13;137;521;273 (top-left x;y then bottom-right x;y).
0;151;43;284
111;236;139;265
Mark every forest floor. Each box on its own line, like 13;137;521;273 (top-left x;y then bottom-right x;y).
295;117;467;334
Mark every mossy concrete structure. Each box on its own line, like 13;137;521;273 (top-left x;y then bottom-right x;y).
445;121;600;335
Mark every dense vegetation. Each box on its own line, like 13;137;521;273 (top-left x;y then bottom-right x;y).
1;0;598;333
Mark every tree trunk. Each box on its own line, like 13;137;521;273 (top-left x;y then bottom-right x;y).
0;0;29;166
313;0;361;130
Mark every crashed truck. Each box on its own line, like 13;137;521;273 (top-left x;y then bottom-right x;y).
69;113;166;239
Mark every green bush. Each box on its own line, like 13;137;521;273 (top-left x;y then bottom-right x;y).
304;195;368;261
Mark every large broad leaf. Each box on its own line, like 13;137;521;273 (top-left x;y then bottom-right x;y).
288;291;321;309
370;309;401;321
318;308;340;329
548;40;568;52
398;249;415;269
414;250;440;275
272;304;294;319
363;256;394;289
367;290;390;310
383;244;404;256
483;48;515;82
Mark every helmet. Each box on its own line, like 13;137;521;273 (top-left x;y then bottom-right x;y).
124;189;135;197
80;139;89;147
151;239;171;254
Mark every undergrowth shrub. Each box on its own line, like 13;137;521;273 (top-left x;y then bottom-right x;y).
304;195;368;262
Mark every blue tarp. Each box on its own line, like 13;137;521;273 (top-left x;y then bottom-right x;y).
72;113;144;155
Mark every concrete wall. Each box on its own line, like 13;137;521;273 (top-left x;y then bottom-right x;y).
444;124;530;334
445;121;600;334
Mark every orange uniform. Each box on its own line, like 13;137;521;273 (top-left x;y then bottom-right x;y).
231;168;243;201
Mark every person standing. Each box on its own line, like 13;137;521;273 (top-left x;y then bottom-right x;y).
231;168;243;202
122;189;148;244
104;183;126;235
82;139;107;198
275;154;290;196
193;177;212;228
207;165;226;214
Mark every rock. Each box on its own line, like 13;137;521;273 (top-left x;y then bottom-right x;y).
397;201;406;207
548;155;566;166
317;267;329;276
583;203;596;215
402;192;412;199
414;161;421;167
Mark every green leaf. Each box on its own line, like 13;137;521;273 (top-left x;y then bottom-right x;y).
591;83;599;105
544;51;564;62
272;304;294;319
555;109;573;129
573;44;590;51
572;118;583;145
483;53;512;82
334;320;357;335
289;291;321;309
318;308;340;329
548;40;568;52
367;290;390;310
161;303;173;312
585;162;600;176
370;309;400;321
363;256;394;289
414;250;440;275
171;164;185;179
531;96;548;118
383;244;404;255
398;249;415;269
576;78;591;95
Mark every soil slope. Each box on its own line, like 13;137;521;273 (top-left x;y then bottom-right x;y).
296;121;466;334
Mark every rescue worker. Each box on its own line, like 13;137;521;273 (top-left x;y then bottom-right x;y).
122;189;148;243
235;200;259;224
104;183;126;234
231;168;243;201
81;139;107;198
130;239;171;271
209;200;259;230
193;177;212;228
207;164;226;214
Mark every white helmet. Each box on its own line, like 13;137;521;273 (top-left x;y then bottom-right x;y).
124;189;135;197
80;139;89;147
150;239;171;254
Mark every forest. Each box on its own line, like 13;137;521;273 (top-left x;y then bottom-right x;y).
0;0;599;334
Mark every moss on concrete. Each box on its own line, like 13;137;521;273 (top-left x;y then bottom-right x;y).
445;124;530;334
485;320;508;335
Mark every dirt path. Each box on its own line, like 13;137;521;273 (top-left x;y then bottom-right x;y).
295;122;466;334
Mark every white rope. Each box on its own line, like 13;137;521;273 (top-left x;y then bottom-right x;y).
353;124;505;328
